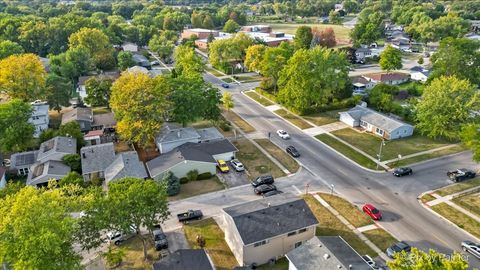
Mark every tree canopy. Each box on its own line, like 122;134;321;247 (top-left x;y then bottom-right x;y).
294;26;313;50
387;248;468;270
379;45;403;72
174;45;205;78
0;99;34;152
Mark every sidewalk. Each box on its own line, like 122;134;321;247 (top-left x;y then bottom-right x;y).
381;144;460;165
426;187;480;223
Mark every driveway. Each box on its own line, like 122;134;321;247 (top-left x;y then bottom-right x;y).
217;162;250;187
166;228;190;253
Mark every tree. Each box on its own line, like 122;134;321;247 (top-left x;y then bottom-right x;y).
0;187;81;269
209;33;253;71
416;76;480;140
110;73;169;147
329;10;342;24
0;40;24;59
59;171;84;187
0;99;34;152
174;45;205;78
117;51;135;70
49;48;93;82
350;8;385;46
461;124;480;162
62;154;82;173
46;74;72;112
39;128;56;143
379;45;403;72
245;44;266;72
387;248;468;270
202;15;214;29
312;27;337;48
0;54;47;101
58;122;84;148
294;26;313;50
417;57;424;65
223;19;239;33
260;42;294;92
222;92;234;111
0;181;25;200
68;28;114;70
161;172;180;196
368;84;399;112
148;32;177;61
85;77;113;107
430;38;480;86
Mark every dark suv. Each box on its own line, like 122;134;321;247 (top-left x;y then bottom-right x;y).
254;184;277;195
251;175;274;187
386;241;411;258
152;225;168;251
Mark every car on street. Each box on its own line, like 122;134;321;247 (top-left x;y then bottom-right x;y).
447;169;476;182
362;203;382;220
262;190;283;197
217;159;229;173
230;159;245;172
286;146;300;157
254;184;277;195
177;210;203;223
386;241;411;258
461;241;480;259
221;83;229;88
152;225;168;250
106;226;136;245
276;130;290;139
251;175;274;187
393;167;413;177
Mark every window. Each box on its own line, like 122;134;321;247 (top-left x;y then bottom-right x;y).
360;121;368;128
287;231;297;237
295;241;302;248
254;240;267;247
298;228;307;234
375;128;384;135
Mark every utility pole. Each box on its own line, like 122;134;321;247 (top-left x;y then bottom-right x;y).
376;139;385;170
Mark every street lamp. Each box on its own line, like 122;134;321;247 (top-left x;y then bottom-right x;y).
330;184;335;195
376;139;386;170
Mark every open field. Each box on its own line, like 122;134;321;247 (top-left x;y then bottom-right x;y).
274;109;313;130
169;176;225;201
318;193;373;228
258;22;351;44
436;178;480;197
254;139;300;173
431;203;480;239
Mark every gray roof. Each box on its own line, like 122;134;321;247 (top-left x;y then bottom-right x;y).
78;72;120;86
10;150;38;169
223;193;319;245
27;160;71;186
157;127;200;144
61;107;93;125
197;127;224;142
104;151;147;183
153;249;214;270
340;105;413;133
92;112;117;128
286;236;371;270
182;139;237;156
37;136;77;162
80;143;116;175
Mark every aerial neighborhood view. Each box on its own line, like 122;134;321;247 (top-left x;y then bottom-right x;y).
1;0;480;269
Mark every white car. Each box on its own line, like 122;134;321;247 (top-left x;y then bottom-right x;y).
462;241;480;259
276;130;290;139
106;226;136;245
230;159;245;172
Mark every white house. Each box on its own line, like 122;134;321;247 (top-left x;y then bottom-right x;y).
363;72;410;85
29;100;49;138
122;42;139;52
339;105;414;140
409;66;431;82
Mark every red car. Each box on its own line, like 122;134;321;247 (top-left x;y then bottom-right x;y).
362;204;382;220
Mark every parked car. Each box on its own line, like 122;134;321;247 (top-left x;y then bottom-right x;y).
254;184;277;195
286;146;300;157
447;169;476;182
262;190;283;197
221;83;229;88
393;167;412;177
251;175;274;187
386;241;411;258
461;241;480;259
217;159;229;173
276;129;290;139
106;226;136;245
230;159;245;172
362;255;382;269
152;225;168;251
150;60;160;66
362;203;382;220
177;210;203;223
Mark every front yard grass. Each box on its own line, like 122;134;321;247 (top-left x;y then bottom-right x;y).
452;193;480;217
245;91;274;106
304;195;377;257
431;203;480;239
257;257;288;270
236;75;263;82
274;109;313;130
436;178;480;197
116;236;157;270
223;110;256;133
315;134;380;170
205;66;224;77
332;128;455;161
318;193;373;228
233;139;285;180
183;218;239;270
420;193;437;204
302;110;342;126
169;176;225;201
255;87;278;102
254;139;300;173
264;23;351;42
363;228;398;252
386;144;467;167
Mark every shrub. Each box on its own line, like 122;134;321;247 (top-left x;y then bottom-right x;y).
197;172;212;180
180;177;189;184
59;171;84;187
218;120;231;131
103;246;125;268
62;154;82;173
186;170;199;181
162;172;180;196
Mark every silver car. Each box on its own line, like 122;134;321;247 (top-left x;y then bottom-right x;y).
230;159;245;172
462;241;480;259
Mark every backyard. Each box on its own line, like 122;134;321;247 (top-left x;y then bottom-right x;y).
254;139;300;173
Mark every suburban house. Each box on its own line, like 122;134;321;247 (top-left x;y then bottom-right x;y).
181;28;219;39
222;194;319;266
26;160;71;187
156;126;224;154
29;100;49;138
80;143;116;182
339;105;414;140
104;151;148;184
92;112;116;131
286;236;371;270
240;25;272;33
122;42;138;52
147;139;238;180
390;37;411;51
84;129;104;146
36;136;77;164
409;66;431;82
0;167;6;189
363;72;410;85
152;249;215;270
77;72;120;100
9;150;38;176
61;107;93;132
132;53;151;69
355;48;371;62
351;76;376;95
126;65;163;78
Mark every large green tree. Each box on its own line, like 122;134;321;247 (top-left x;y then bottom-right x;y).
0;99;34;152
461;124;480;162
85;77;113;107
117;51;135;70
244;44;267;72
46;74;72;112
294;26;313;50
0;40;24;59
68;27;114;70
368;84;400;112
148;31;178;61
379;45;403;72
209;33;253;71
351;8;385;46
387;248;468;270
259;42;294;92
174;45;205;78
223;19;240;33
58;121;84;148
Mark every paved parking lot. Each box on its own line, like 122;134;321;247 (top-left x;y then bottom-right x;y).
217;162;250;187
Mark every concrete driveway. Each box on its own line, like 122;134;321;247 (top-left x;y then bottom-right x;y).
166;228;190;253
217;163;250;187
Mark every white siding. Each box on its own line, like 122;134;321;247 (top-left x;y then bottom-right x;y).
339;113;357;127
212;152;236;161
153;160;216;180
288;260;298;270
223;212;245;265
0;174;6;189
389;125;414;140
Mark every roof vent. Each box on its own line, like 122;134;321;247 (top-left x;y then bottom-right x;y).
337;265;342;269
323;254;330;260
349;265;353;269
277;222;280;226
318;244;322;247
267;203;271;207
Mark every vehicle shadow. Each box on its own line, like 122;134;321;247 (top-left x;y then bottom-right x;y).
379;210;403;223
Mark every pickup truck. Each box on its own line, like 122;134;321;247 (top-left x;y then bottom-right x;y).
177;210;203;223
447;169;476;182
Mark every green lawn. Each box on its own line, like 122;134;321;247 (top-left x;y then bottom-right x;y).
116;236;157;270
254;139;300;173
363;228;398;252
386;144;467;167
315;134;380;170
436;178;480;197
453;192;480;217
223;110;256;133
222;77;234;83
260;22;351;43
255;88;278;103
245;91;274;106
397;80;425;96
302;109;342;126
431;203;480;239
168;176;225;201
184;218;239;270
332;128;455;161
274;109;314;129
92;106;111;115
236;75;263;82
304;195;377;257
420;193;437;204
319;193;373;228
257;257;288;270
205;67;224;77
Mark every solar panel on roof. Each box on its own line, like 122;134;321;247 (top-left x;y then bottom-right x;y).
15;153;36;166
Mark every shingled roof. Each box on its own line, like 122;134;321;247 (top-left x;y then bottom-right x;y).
340;105;413;133
104;151;147;183
153;249;214;270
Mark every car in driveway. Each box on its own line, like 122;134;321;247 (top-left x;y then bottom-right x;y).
447;169;476;182
254;184;277;195
393;167;412;177
386;241;411;258
362;255;384;269
230;159;245;172
276;130;290;139
221;83;229;88
286;146;300;157
251;175;274;187
217;159;229;173
106;226;136;245
263;190;283;197
461;241;480;259
152;225;168;250
362;203;382;220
